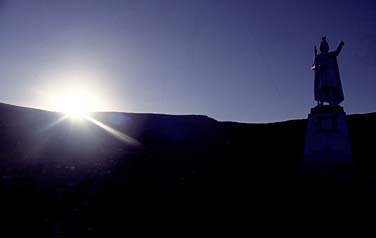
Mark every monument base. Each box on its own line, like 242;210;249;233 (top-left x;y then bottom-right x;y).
300;106;353;181
304;106;352;164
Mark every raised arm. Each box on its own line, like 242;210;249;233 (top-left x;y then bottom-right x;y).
333;41;344;56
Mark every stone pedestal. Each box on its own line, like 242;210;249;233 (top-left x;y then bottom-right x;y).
304;106;352;166
300;106;353;187
295;105;354;193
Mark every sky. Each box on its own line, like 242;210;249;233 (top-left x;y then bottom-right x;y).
0;0;375;122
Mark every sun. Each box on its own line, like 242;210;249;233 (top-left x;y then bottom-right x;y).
35;68;115;120
35;76;141;145
61;96;89;119
49;86;101;120
59;91;97;120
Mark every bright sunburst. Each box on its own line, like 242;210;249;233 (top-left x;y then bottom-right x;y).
35;69;111;119
35;74;141;146
59;93;91;119
46;85;102;120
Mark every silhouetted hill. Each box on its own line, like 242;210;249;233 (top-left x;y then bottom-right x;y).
0;102;375;236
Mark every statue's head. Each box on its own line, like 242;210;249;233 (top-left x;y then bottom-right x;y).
319;37;329;53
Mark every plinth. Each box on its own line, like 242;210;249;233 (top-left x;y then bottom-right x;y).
301;106;353;182
304;106;352;164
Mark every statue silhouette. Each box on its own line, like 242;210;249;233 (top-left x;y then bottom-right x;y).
312;37;345;106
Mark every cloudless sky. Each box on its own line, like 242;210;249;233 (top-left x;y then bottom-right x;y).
0;0;375;122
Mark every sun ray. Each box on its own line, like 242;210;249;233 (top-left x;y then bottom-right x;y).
85;115;141;146
41;114;70;132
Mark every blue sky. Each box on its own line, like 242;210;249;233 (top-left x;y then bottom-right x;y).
0;0;375;122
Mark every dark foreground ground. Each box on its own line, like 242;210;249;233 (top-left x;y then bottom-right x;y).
0;103;375;236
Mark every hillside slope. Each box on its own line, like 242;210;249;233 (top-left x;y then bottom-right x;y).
0;102;375;235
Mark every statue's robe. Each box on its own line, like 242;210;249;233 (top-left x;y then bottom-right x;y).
312;49;344;104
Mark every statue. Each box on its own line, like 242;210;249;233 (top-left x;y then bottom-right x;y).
312;37;345;106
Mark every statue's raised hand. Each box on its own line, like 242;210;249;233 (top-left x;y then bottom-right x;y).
339;41;344;47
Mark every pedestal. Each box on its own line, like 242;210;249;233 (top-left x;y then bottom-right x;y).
301;106;353;183
304;106;352;165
